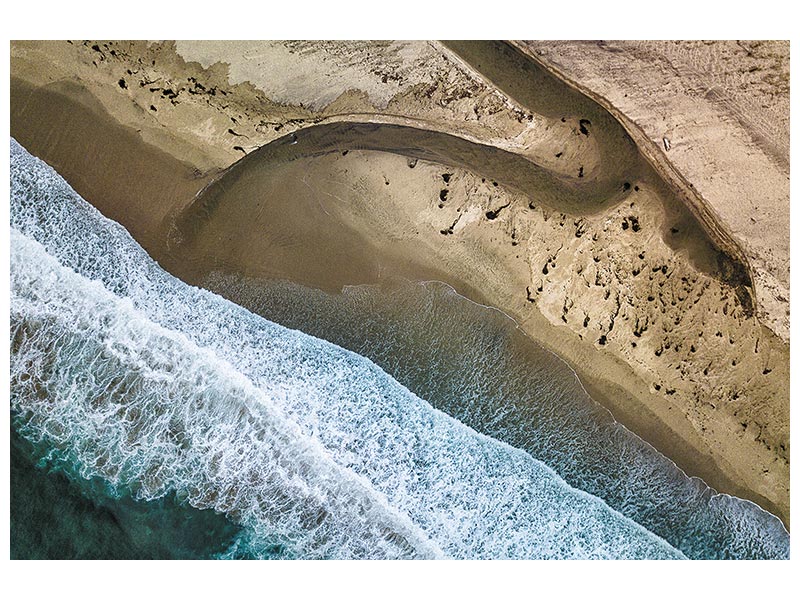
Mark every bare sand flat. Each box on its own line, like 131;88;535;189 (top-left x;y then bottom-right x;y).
9;40;789;526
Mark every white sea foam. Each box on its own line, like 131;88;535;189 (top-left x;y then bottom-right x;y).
9;138;685;559
220;276;789;559
12;231;444;559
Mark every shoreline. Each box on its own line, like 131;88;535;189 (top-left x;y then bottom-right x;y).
351;274;789;528
10;40;789;527
171;126;787;522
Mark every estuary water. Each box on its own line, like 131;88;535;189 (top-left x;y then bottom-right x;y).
9;138;788;559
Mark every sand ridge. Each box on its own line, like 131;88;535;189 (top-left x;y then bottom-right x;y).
516;41;790;343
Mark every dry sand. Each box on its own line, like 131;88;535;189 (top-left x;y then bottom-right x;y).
517;41;790;342
9;40;789;526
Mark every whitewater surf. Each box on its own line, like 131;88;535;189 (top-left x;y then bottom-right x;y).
9;138;788;559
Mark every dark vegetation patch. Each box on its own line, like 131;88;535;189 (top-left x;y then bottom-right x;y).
485;202;510;220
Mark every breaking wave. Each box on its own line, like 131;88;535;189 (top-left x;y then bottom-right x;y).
204;274;791;560
8;137;786;558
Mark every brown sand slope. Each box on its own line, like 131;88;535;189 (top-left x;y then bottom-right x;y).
516;40;790;343
9;40;789;525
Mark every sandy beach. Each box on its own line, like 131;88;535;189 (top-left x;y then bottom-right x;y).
10;40;789;526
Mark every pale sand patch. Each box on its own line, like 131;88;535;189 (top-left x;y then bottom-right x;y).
176;41;461;111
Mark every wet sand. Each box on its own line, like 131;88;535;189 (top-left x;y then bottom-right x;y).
10;40;789;526
170;146;784;522
9;76;210;254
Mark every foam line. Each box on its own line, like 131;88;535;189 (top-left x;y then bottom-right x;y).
10;137;684;559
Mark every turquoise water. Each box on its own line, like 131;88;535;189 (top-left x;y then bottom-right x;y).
11;428;241;559
204;275;790;559
9;138;788;559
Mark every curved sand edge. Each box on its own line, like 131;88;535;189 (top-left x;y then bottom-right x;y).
513;40;789;344
509;42;758;318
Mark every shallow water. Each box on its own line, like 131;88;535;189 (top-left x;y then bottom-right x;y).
203;274;790;560
9;138;788;559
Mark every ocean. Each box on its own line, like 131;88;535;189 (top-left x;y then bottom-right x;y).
9;138;789;559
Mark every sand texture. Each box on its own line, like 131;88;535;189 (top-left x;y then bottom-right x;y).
516;41;789;343
9;40;789;526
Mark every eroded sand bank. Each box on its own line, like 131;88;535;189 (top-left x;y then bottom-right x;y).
516;40;790;342
9;40;789;526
